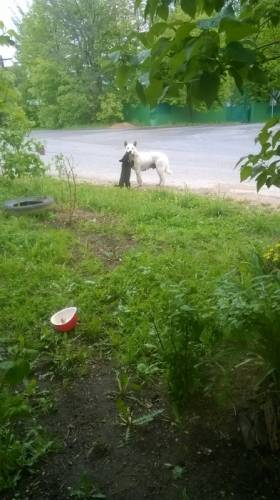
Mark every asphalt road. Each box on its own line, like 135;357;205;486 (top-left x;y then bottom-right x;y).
32;124;280;201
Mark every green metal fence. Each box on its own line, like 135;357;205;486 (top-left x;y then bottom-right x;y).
124;102;280;126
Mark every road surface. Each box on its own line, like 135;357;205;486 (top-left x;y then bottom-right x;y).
32;124;280;203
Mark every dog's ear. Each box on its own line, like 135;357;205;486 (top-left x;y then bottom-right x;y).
124;140;127;147
133;141;137;147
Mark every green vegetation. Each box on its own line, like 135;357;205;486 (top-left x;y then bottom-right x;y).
0;176;279;490
239;117;280;190
7;0;279;128
121;0;280;109
116;0;280;188
15;0;139;128
0;22;45;179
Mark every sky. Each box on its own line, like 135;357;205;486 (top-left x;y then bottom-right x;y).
1;0;30;62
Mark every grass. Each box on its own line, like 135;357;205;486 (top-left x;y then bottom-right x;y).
0;175;279;491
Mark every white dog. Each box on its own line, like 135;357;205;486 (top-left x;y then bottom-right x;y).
124;141;172;186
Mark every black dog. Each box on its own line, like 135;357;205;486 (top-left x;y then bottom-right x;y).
118;150;133;188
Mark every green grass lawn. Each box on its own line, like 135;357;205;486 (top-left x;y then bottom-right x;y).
0;176;279;491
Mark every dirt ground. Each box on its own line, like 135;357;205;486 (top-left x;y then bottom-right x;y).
8;362;280;500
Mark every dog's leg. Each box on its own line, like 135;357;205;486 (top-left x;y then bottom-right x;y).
135;170;143;187
156;166;166;186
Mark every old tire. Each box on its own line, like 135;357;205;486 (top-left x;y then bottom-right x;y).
3;196;54;214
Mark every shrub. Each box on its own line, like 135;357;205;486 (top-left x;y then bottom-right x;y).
0;126;46;179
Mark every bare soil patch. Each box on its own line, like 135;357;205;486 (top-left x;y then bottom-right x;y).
49;208;136;268
49;208;118;228
80;233;136;268
7;362;280;500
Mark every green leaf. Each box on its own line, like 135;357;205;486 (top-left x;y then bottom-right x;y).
204;0;216;16
151;37;171;58
133;409;164;426
145;0;158;20
191;71;220;107
150;22;168;36
264;117;279;130
157;3;169;20
248;66;267;84
258;126;270;146
204;72;220;107
145;79;164;106
0;34;15;46
256;171;268;192
185;32;219;62
224;42;256;64
229;68;243;93
170;49;186;71
134;31;151;49
173;22;195;44
116;398;129;417
240;165;252;181
272;129;280;148
181;0;196;18
219;17;256;42
213;0;224;11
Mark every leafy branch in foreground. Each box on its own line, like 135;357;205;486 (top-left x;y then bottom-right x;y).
115;0;280;108
237;118;280;190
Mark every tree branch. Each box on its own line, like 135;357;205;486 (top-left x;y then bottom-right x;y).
257;40;280;50
263;55;280;63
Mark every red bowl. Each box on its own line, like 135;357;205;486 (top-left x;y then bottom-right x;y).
50;307;78;332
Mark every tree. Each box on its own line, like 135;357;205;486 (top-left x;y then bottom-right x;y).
16;0;139;127
0;21;27;127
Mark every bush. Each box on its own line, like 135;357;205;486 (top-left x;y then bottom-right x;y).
0;127;46;179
